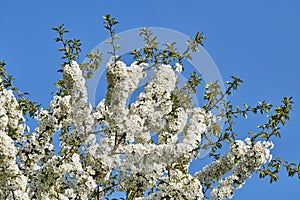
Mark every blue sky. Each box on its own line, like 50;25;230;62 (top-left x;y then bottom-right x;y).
1;0;300;199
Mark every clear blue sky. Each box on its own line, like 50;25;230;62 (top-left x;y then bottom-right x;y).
1;1;300;199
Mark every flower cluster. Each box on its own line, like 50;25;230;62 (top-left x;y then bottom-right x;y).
0;84;28;199
196;139;273;199
0;84;25;137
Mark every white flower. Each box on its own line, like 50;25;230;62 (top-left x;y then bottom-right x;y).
175;63;183;72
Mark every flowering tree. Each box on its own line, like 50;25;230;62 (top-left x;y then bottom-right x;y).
0;14;299;199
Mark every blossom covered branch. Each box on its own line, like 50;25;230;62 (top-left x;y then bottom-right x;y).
0;15;298;199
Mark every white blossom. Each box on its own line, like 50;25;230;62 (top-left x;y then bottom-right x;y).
0;59;277;199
